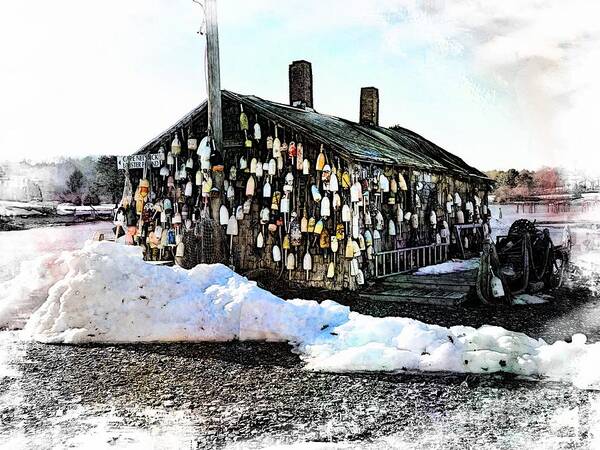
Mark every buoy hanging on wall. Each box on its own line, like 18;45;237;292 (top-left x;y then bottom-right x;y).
311;185;322;202
296;143;304;171
302;159;310;175
286;253;295;270
254;122;261;141
411;213;419;229
356;269;365;285
246;176;256;197
330;235;339;253
272;245;281;262
226;215;238;236
280;193;290;213
320;196;331;217
341;204;351;222
329;172;339;192
273;128;281;157
263;180;271;198
219;205;229;225
327;261;335;278
260;207;269;224
388;219;397;236
235;205;244;220
316;145;326;171
303;252;312;280
429;210;437;226
171;135;181;155
239;104;249;131
398;173;408;191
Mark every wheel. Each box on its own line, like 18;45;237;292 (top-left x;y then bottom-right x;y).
508;219;537;237
546;251;568;289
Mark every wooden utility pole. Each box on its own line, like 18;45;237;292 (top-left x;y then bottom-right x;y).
205;0;223;154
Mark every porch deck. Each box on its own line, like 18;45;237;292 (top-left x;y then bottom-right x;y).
360;269;478;306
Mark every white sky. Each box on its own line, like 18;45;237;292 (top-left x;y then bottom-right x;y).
1;0;599;174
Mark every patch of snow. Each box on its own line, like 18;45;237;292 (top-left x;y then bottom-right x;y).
549;407;580;432
570;249;600;294
414;258;479;276
11;241;600;389
2;403;198;450
512;294;550;305
0;331;23;379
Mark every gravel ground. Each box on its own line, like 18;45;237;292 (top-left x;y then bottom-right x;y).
1;333;599;449
2;273;600;449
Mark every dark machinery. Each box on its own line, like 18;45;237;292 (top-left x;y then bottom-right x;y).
477;219;571;304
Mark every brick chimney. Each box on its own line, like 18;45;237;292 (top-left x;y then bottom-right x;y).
289;60;313;108
359;87;379;126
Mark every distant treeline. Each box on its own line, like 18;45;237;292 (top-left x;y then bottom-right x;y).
485;168;564;202
0;156;124;205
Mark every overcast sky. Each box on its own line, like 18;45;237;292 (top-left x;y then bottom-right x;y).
1;0;599;174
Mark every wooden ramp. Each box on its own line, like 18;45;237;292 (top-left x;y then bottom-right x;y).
360;269;478;306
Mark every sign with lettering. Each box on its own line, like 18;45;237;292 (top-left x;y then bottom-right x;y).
117;154;161;170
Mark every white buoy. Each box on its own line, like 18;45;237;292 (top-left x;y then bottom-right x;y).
329;172;339;192
256;231;264;248
320;196;331;217
273;245;281;262
311;185;322;202
219;205;229;226
226;215;238;236
245;176;256;197
342;204;351;222
327;261;335;278
303;252;312;280
263;180;272;198
254;122;262;141
389;219;397;236
286;252;295;271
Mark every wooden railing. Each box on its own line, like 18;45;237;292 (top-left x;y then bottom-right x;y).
373;243;450;278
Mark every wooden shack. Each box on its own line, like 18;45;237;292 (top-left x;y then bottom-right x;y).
126;60;493;290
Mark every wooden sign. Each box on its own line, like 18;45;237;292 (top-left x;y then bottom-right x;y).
117;154;161;170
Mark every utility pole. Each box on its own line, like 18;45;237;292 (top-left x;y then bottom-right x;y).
205;0;223;154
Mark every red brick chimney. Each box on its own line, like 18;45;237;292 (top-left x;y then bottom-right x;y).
289;60;313;108
359;87;379;126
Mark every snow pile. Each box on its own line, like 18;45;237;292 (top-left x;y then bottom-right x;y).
0;223;108;329
0;253;70;328
300;316;599;388
25;241;348;344
414;258;479;276
18;240;600;388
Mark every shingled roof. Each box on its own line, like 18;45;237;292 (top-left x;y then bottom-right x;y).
135;90;491;182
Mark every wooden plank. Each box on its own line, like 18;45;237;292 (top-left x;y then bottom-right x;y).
383;271;478;284
358;292;468;306
370;287;466;299
378;282;472;293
